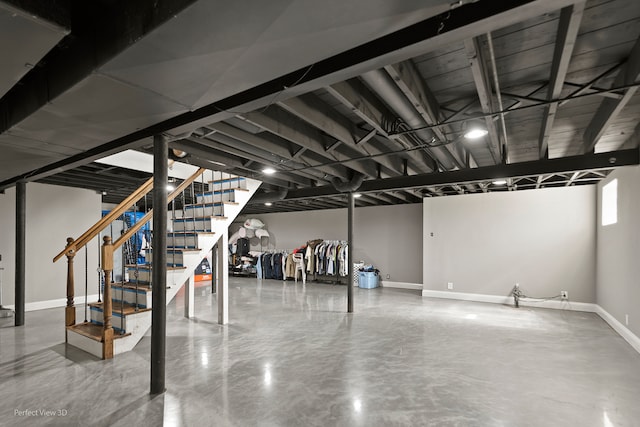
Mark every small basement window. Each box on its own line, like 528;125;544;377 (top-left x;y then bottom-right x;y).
602;179;618;226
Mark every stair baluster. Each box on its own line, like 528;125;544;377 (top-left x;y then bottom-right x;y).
170;198;176;267
101;236;114;359
84;246;88;323
97;234;102;302
65;237;76;327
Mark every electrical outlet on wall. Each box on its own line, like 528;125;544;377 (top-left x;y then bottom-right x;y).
447;282;453;290
386;274;390;279
560;291;568;300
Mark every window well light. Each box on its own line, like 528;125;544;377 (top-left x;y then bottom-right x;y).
262;167;276;175
492;179;507;185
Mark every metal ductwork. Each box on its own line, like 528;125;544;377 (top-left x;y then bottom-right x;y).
331;173;364;193
250;188;288;204
361;69;461;170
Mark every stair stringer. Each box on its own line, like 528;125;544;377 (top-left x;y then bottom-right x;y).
112;176;261;355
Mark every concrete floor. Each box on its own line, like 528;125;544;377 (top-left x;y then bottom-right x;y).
1;277;639;427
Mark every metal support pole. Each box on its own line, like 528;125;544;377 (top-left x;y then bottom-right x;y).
151;134;168;395
347;192;354;313
15;181;26;326
184;275;194;319
217;234;228;325
211;245;216;294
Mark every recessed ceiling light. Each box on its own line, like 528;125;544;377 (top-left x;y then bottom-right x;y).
166;184;175;191
492;179;507;185
264;202;273;206
262;167;276;175
464;128;488;139
353;193;362;198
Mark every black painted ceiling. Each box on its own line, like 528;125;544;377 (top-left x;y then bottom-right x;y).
1;0;639;213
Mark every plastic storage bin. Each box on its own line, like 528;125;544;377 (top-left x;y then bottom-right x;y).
358;271;379;289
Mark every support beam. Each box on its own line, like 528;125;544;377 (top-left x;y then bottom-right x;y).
150;134;168;395
347;192;354;314
566;171;581;186
620;122;640;149
240;108;379;178
184;275;194;319
185;135;317;186
278;94;404;174
538;3;585;158
584;36;640;152
217;232;229;325
14;181;26;326
196;128;337;183
280;149;639;199
464;37;501;163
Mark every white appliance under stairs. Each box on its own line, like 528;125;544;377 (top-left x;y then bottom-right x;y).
66;172;260;358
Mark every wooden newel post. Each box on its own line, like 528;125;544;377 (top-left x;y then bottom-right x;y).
65;237;76;327
101;236;114;359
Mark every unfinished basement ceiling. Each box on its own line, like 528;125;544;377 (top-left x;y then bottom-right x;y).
1;0;639;214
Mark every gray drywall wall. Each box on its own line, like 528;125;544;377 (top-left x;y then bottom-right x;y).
596;166;640;336
423;185;597;303
235;203;423;283
0;183;101;305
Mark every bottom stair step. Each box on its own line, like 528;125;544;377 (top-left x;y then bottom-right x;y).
66;322;131;342
89;301;152;316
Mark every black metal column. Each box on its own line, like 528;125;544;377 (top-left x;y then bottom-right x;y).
15;181;26;326
211;245;216;294
347;192;354;313
150;135;168;395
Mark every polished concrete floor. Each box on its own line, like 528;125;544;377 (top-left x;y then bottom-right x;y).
1;278;640;427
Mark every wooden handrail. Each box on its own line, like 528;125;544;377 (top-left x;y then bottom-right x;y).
53;177;154;262
112;168;206;250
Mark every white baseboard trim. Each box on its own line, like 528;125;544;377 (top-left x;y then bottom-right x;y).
595;306;640;354
421;289;640;355
421;289;598;313
380;281;422;290
5;294;100;312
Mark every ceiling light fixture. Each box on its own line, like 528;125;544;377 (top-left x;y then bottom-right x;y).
353;193;362;198
492;179;507;185
262;167;276;175
264;202;273;206
171;149;188;159
463;120;488;139
166;184;175;191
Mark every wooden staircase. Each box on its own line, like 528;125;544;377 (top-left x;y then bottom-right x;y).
59;171;261;359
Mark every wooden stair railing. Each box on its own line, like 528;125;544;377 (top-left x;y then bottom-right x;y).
112;168;205;250
54;167;205;359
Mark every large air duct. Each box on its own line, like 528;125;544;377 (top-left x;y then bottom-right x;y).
331;173;364;193
361;69;461;170
249;188;288;204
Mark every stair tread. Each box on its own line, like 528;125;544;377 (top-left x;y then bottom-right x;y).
196;187;249;196
167;231;215;235
208;177;246;183
184;201;238;207
125;264;186;270
146;248;201;252
67;322;131;342
173;216;227;221
89;301;152;315
198;187;248;194
112;282;152;291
